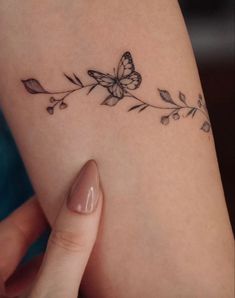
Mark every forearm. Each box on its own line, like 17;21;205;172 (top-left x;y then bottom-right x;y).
0;1;234;297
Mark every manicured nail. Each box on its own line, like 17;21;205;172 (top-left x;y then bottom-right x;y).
67;160;100;214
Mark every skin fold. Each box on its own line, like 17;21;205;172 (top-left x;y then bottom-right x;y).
0;1;234;297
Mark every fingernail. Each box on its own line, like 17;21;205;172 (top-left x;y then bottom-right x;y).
67;160;100;214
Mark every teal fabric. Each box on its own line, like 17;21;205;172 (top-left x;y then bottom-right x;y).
0;111;48;262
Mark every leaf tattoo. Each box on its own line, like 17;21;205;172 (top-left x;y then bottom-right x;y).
158;89;176;105
179;91;186;104
22;51;211;133
201;121;211;133
21;79;49;94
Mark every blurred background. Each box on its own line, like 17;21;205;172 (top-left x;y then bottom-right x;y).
0;0;234;260
180;0;235;234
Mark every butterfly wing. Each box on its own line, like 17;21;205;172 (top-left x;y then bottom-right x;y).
88;52;140;99
87;70;115;87
88;70;124;98
120;71;142;90
117;52;135;79
108;83;124;99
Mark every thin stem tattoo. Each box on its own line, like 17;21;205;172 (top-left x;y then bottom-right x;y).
22;51;211;133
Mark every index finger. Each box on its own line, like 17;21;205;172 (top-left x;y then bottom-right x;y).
29;160;103;298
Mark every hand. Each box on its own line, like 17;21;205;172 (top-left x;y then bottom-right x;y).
0;160;103;298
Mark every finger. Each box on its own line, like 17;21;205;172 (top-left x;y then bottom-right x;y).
0;198;48;281
29;160;103;298
0;274;5;297
4;255;43;298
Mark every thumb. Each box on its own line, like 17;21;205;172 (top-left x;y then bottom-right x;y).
29;160;103;298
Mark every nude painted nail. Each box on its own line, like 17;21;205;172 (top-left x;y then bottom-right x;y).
67;160;100;214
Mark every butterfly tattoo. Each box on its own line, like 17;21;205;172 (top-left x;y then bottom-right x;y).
87;51;142;106
21;51;211;133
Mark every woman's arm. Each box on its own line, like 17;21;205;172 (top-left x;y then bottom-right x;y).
0;1;233;297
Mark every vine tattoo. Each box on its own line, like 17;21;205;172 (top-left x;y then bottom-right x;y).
22;51;211;133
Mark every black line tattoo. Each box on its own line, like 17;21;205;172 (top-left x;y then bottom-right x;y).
22;51;211;133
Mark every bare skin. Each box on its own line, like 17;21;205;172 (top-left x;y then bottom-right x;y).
0;1;234;297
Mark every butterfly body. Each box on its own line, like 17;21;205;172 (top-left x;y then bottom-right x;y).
88;52;142;104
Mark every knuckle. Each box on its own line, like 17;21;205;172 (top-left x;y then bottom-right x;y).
49;230;88;253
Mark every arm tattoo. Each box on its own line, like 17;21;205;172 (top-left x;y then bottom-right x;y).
22;51;211;133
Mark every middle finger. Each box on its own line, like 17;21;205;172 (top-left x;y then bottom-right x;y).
0;198;48;281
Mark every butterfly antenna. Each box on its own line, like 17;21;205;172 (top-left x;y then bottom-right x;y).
113;68;116;75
